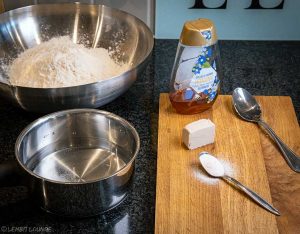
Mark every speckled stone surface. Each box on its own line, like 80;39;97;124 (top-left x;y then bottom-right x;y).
0;39;299;234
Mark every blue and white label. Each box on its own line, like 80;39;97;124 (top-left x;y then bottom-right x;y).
190;66;217;95
175;45;220;102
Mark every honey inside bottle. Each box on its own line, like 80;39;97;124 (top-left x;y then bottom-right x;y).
169;88;218;115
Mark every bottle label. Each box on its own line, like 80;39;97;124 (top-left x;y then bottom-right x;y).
175;45;219;102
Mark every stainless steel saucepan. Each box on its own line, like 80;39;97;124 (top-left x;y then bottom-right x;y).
0;109;140;217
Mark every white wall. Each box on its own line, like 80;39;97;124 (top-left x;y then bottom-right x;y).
156;0;300;40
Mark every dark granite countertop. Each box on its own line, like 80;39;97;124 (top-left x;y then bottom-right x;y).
0;39;299;234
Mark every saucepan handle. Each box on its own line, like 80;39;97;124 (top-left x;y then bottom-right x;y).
0;159;26;187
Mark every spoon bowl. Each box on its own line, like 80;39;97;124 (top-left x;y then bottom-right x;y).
232;88;261;122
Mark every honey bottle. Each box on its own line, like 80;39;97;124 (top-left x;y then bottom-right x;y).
169;18;222;114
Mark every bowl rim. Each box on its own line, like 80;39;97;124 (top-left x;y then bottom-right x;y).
0;3;154;90
14;108;140;185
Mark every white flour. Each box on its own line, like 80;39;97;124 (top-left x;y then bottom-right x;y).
9;36;129;88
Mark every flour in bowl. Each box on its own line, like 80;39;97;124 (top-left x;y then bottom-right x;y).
9;36;129;88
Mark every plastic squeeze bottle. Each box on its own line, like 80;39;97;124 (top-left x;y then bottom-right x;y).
169;18;222;114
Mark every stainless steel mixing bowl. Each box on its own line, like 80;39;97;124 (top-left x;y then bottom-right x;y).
2;109;140;217
0;3;153;112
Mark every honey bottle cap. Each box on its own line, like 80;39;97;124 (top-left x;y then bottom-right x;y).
180;18;217;46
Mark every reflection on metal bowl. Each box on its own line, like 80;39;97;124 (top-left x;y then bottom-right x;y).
0;3;153;112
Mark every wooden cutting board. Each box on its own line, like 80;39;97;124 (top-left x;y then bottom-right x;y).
155;94;300;234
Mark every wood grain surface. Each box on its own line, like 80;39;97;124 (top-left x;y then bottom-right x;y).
155;94;300;234
0;0;4;13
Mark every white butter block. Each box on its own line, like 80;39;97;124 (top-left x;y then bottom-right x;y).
182;119;215;150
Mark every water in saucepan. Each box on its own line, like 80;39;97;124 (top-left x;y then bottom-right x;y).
25;141;130;183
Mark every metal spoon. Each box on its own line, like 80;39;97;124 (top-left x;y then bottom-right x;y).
199;152;280;216
232;87;300;173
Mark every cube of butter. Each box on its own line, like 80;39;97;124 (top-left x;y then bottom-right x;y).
182;119;215;150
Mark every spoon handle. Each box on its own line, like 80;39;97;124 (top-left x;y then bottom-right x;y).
258;120;300;173
223;176;280;216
